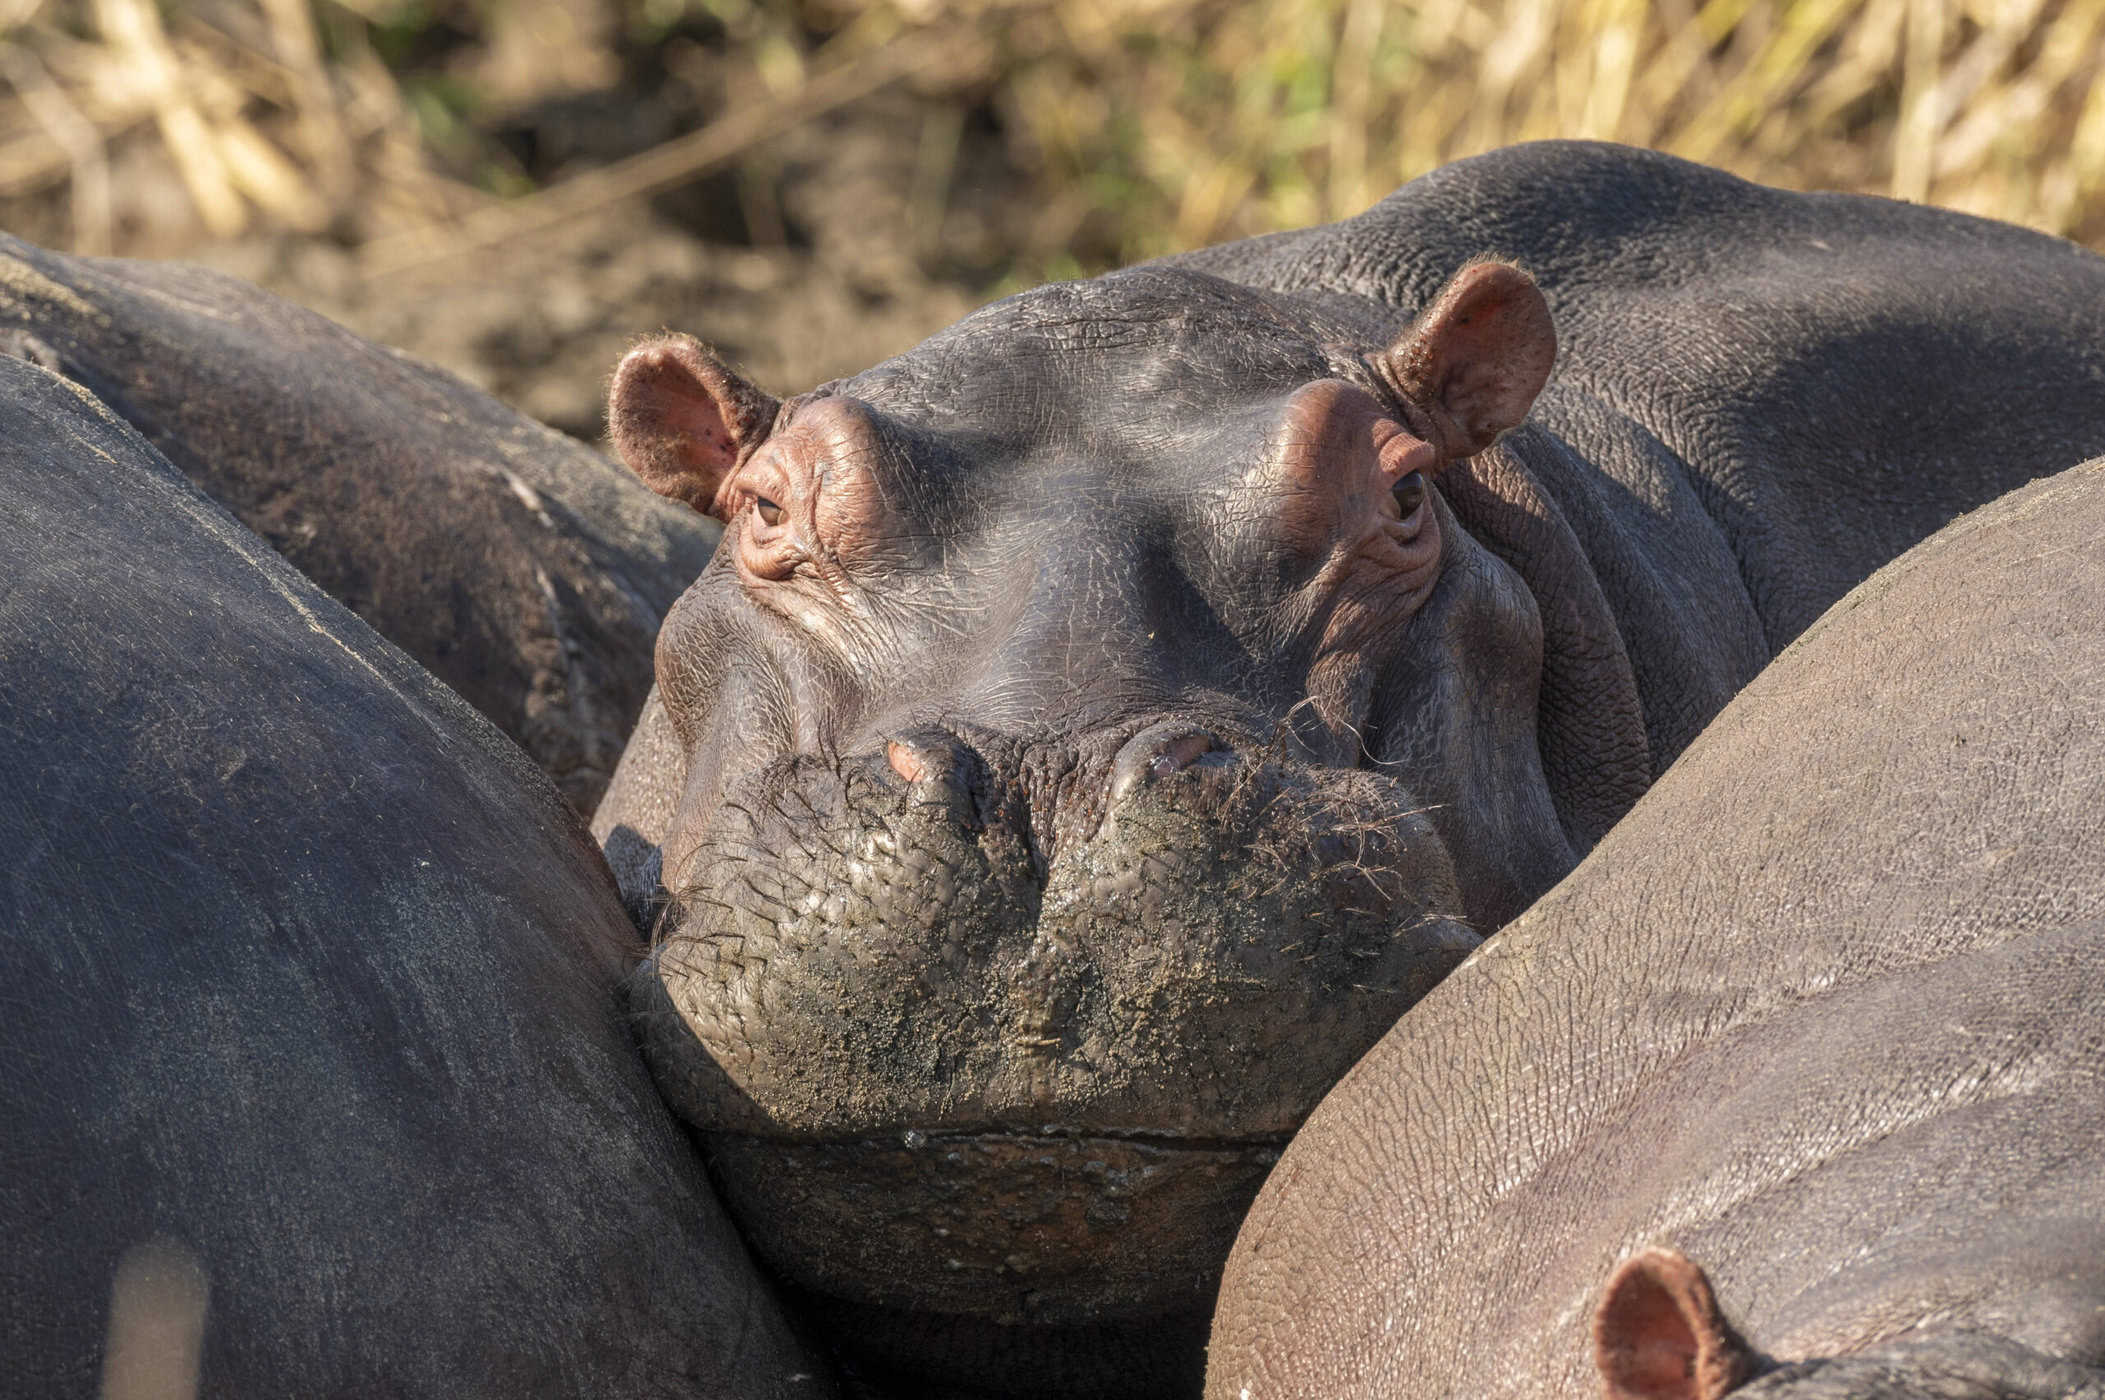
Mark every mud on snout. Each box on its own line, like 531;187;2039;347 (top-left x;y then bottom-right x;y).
631;726;1479;1329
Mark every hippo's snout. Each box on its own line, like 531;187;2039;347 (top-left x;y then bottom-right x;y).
1107;721;1221;800
631;719;1478;1351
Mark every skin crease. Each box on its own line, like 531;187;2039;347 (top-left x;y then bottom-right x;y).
591;144;2105;1397
1203;461;2105;1400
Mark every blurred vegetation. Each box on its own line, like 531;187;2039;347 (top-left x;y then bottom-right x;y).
4;0;2105;285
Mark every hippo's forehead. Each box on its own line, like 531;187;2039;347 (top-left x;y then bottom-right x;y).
832;268;1389;494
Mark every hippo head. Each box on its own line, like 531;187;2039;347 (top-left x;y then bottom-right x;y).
1590;1249;2105;1400
608;261;1567;1392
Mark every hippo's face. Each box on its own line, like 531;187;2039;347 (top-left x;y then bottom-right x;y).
609;262;1564;1386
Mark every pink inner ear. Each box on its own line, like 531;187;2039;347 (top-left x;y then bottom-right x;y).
1381;261;1556;460
1593;1249;1753;1400
608;335;777;519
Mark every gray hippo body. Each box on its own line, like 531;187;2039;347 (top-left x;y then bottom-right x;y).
593;142;2105;1395
1205;460;2105;1399
0;356;823;1397
0;236;718;811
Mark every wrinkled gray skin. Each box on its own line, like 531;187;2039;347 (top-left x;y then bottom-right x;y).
0;357;824;1397
1206;460;2105;1400
593;142;2105;1396
0;235;718;812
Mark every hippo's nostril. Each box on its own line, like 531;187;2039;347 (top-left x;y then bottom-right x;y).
1153;735;1216;777
886;740;931;784
1109;723;1221;803
880;730;983;803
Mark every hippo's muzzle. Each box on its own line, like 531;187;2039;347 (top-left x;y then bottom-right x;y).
631;719;1478;1385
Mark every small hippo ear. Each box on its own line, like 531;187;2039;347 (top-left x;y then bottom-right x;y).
609;334;780;519
1593;1247;1758;1400
1374;260;1555;462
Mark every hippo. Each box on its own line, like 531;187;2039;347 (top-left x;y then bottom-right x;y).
0;234;718;812
0;354;824;1397
1204;459;2105;1399
591;141;2105;1396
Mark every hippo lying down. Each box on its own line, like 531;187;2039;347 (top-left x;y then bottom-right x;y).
1206;459;2105;1400
0;355;821;1397
0;233;717;813
591;140;2105;1396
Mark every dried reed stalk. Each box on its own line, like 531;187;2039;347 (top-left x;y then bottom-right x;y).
1;0;2102;274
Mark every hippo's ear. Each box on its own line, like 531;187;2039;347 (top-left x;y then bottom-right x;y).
1374;260;1555;462
1593;1247;1758;1400
610;334;780;519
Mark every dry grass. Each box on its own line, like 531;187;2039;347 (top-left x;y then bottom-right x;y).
0;0;490;252
979;0;2105;268
3;0;2105;276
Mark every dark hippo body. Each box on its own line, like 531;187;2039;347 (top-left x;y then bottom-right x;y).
594;142;2105;1395
0;356;823;1397
0;235;718;811
1205;459;2105;1399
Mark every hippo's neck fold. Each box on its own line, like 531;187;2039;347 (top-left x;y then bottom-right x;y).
1439;437;1652;851
1486;389;1773;812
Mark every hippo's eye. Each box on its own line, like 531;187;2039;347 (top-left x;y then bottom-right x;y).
753;495;785;527
1391;472;1427;517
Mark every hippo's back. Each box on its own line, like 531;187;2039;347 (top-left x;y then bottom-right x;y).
0;357;823;1397
1206;457;2105;1399
0;236;721;811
